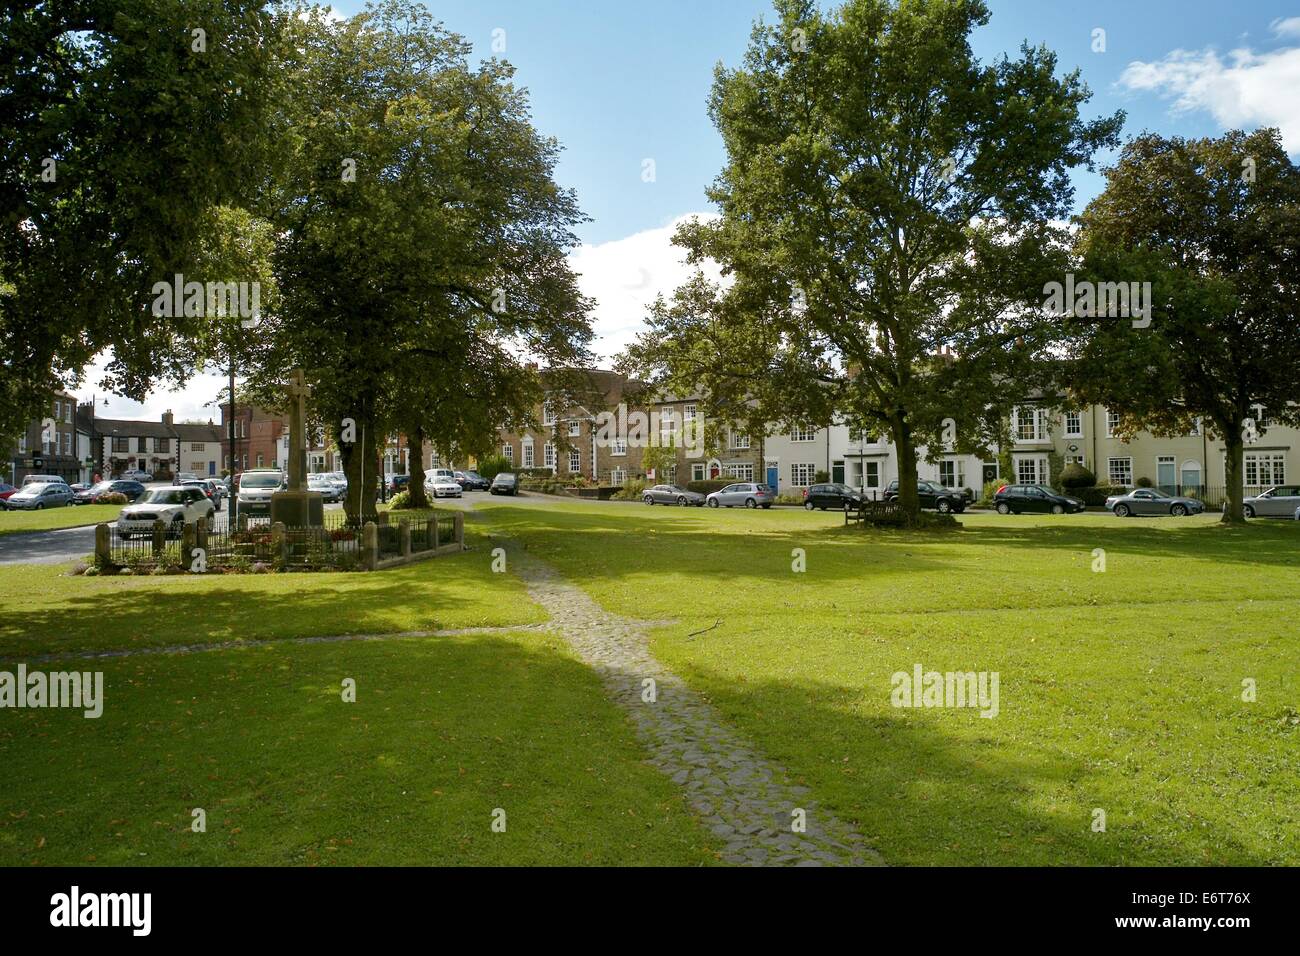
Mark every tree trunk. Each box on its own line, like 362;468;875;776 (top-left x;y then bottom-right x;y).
1221;427;1246;524
339;416;380;524
894;415;920;522
407;424;428;509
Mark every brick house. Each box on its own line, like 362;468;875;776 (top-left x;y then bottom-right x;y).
5;391;82;485
219;402;285;474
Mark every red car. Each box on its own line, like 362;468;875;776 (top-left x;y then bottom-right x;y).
0;482;17;505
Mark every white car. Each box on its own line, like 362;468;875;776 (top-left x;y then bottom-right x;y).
117;486;215;539
423;468;462;498
120;469;153;482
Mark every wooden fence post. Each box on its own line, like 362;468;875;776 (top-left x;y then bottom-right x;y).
95;523;111;568
427;517;438;551
182;521;196;571
454;512;464;549
362;521;378;571
152;519;166;556
399;517;411;557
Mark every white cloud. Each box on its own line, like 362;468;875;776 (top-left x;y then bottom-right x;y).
72;214;718;420
1270;17;1300;39
1119;39;1300;153
568;212;720;363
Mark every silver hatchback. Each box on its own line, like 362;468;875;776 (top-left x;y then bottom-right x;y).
705;482;776;509
1242;486;1300;518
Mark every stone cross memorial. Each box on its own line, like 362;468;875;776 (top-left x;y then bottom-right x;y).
270;367;324;527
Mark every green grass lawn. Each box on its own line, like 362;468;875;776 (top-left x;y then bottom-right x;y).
0;504;121;536
0;527;544;659
0;630;717;866
473;502;1300;866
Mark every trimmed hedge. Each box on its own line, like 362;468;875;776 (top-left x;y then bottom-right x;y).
1077;484;1129;506
686;479;732;494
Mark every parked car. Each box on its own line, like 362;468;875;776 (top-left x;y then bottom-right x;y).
69;482;90;494
118;469;153;482
883;479;967;514
455;470;491;491
4;481;74;510
642;484;706;506
993;484;1086;515
0;482;17;505
706;482;776;509
173;472;200;484
804;483;865;511
1241;485;1300;518
117;486;215;539
21;474;69;487
424;470;463;498
73;479;146;505
235;468;286;518
179;479;217;502
202;478;225;506
387;474;410;495
1105;488;1205;517
490;472;519;496
307;473;342;503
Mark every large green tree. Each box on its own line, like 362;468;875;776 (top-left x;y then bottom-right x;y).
263;2;592;520
1063;128;1300;523
621;0;1121;518
0;0;285;442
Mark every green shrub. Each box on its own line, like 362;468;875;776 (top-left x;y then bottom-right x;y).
1136;475;1154;488
612;479;648;500
814;470;830;483
686;479;732;495
476;455;511;480
1077;484;1129;506
1058;463;1096;489
387;489;412;509
98;491;128;504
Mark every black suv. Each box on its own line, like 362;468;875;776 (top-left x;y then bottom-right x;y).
883;479;967;513
804;483;864;511
993;484;1086;515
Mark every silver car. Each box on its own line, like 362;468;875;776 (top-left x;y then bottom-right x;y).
642;484;705;506
705;482;776;509
5;481;74;510
1105;488;1205;517
1242;485;1300;518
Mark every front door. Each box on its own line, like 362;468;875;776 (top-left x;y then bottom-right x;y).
766;464;779;494
1156;457;1176;494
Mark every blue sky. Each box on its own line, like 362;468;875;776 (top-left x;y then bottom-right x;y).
322;0;1300;243
89;0;1300;419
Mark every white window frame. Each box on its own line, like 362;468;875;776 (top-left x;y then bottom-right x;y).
522;439;534;468
612;437;627;457
542;402;556;426
1244;452;1285;487
938;459;964;488
864;461;880;489
502;444;513;464
1015;454;1048;485
1106;410;1121;438
1014;406;1048;443
730;429;750;450
1063;410;1082;438
691;462;705;482
543;442;556;470
1108;456;1133;486
790;462;816;485
790;425;816;443
568;448;581;472
723;462;754;481
568;421;580;437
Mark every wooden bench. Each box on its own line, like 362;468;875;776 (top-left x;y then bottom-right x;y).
845;499;907;527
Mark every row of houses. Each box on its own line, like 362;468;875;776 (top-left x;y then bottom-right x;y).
11;370;1293;500
496;369;1298;500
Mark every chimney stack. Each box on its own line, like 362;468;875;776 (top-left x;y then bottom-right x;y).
162;409;174;427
